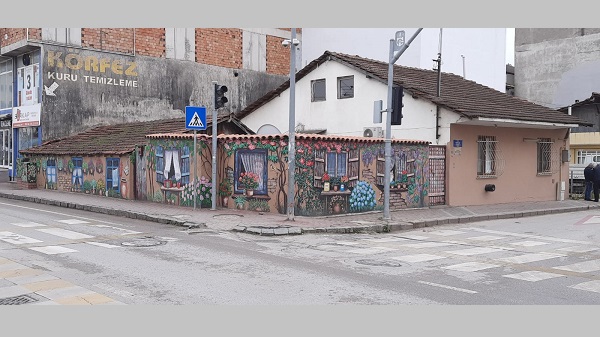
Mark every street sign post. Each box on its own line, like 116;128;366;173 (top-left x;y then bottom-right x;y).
394;31;405;51
185;106;207;211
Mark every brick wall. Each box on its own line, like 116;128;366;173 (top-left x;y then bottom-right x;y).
195;28;243;69
82;28;135;54
135;28;165;58
266;34;290;76
0;28;27;47
28;28;42;41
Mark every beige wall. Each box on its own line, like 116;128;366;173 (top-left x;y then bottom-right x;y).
448;124;569;206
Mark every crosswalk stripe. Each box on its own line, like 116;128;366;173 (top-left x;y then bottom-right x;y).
496;252;565;264
0;231;43;244
392;254;446;263
57;219;90;225
29;246;78;255
569;280;600;294
11;222;46;228
553;259;600;273
86;242;120;249
445;247;504;256
346;247;397;255
36;228;94;240
503;271;565;282
442;262;500;272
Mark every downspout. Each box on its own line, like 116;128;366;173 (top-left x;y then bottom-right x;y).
435;28;442;143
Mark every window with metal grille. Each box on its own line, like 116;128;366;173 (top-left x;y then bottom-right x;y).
311;79;326;102
537;138;553;175
477;136;497;178
337;76;354;99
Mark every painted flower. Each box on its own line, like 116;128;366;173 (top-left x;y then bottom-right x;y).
249;144;256;150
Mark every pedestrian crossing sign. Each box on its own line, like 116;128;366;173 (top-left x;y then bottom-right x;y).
185;106;207;130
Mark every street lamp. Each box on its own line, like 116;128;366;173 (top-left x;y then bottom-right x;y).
282;29;299;221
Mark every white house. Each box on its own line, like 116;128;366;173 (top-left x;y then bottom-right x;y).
301;28;507;92
237;51;589;206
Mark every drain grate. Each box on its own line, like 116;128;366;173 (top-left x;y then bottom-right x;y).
0;294;38;305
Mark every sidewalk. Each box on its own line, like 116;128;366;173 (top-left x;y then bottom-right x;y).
0;181;598;235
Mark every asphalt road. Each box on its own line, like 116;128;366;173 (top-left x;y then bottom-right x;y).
2;198;600;304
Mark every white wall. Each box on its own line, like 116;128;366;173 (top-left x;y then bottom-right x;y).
301;28;507;92
241;59;457;144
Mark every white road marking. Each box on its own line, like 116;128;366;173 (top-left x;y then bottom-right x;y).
57;219;90;225
557;246;599;253
0;201;132;226
570;280;600;293
402;242;455;249
86;242;121;249
29;245;78;255
11;222;46;228
0;262;29;272
496;252;565;264
582;216;600;224
156;236;178;242
427;230;466;236
0;231;43;245
336;241;361;246
36;228;94;240
466;235;504;241
469;228;591;245
401;235;429;240
346;247;397;255
363;237;407;243
445;247;504;256
509;240;549;247
553;260;600;273
442;262;500;272
392;254;446;263
503;271;565;282
418;281;478;294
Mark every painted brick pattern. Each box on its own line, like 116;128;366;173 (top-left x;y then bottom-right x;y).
195;28;243;69
1;28;27;47
135;28;165;58
82;28;135;54
266;35;290;76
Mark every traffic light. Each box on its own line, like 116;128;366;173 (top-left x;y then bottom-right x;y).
391;85;404;125
214;83;228;109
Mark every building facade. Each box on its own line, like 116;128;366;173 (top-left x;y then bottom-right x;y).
0;28;299;180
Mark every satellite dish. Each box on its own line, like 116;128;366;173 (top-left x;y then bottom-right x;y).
257;124;281;135
363;128;373;137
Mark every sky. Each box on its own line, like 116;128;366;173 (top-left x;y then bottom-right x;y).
506;28;515;65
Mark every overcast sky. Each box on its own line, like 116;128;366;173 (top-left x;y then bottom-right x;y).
506;28;515;65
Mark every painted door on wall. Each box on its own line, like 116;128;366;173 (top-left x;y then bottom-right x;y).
136;147;147;200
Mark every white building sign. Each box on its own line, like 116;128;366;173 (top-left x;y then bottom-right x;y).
17;64;39;106
12;103;41;128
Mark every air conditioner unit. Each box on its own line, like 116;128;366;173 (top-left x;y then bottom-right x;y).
363;126;383;138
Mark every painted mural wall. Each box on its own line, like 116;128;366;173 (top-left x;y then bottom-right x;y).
141;134;430;216
20;154;134;199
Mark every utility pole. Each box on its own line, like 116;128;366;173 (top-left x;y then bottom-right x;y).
382;28;423;221
284;29;299;221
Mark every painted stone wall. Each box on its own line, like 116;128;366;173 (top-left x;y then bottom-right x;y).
21;154;134;199
143;137;214;207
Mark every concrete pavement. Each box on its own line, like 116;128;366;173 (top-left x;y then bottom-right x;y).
0;180;599;235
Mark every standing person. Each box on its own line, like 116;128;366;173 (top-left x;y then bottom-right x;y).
593;162;600;202
584;162;595;201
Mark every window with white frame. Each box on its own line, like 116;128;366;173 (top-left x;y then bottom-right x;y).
234;149;268;195
576;150;600;164
537;138;553;175
311;79;326;102
477;136;497;178
337;75;354;99
0;58;13;110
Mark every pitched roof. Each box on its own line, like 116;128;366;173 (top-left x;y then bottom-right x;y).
237;51;590;127
20;118;190;156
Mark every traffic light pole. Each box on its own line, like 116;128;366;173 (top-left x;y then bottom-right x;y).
287;28;298;221
383;28;422;221
211;81;218;210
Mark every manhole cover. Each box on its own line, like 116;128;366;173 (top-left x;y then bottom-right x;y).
213;214;243;220
355;259;403;267
121;237;166;247
0;294;38;305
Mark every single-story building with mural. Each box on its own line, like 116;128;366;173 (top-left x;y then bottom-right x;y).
19;116;431;216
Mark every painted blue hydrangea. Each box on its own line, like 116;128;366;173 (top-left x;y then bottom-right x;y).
349;180;376;213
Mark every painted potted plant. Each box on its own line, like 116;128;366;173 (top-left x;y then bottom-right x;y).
340;175;348;191
234;195;247;210
238;171;259;196
57;158;64;172
219;179;233;207
88;160;95;175
322;172;331;192
330;176;341;191
330;195;345;214
90;179;97;195
96;159;103;174
97;179;105;196
82;180;92;194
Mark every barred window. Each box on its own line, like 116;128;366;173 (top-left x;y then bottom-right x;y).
477;136;497;178
537;138;553;175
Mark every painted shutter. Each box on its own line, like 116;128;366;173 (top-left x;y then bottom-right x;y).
313;149;325;188
376;151;385;185
348;149;359;188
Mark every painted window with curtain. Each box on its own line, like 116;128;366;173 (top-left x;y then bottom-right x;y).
46;158;56;185
71;157;83;190
234;149;267;195
106;158;120;192
163;149;181;182
326;151;347;178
